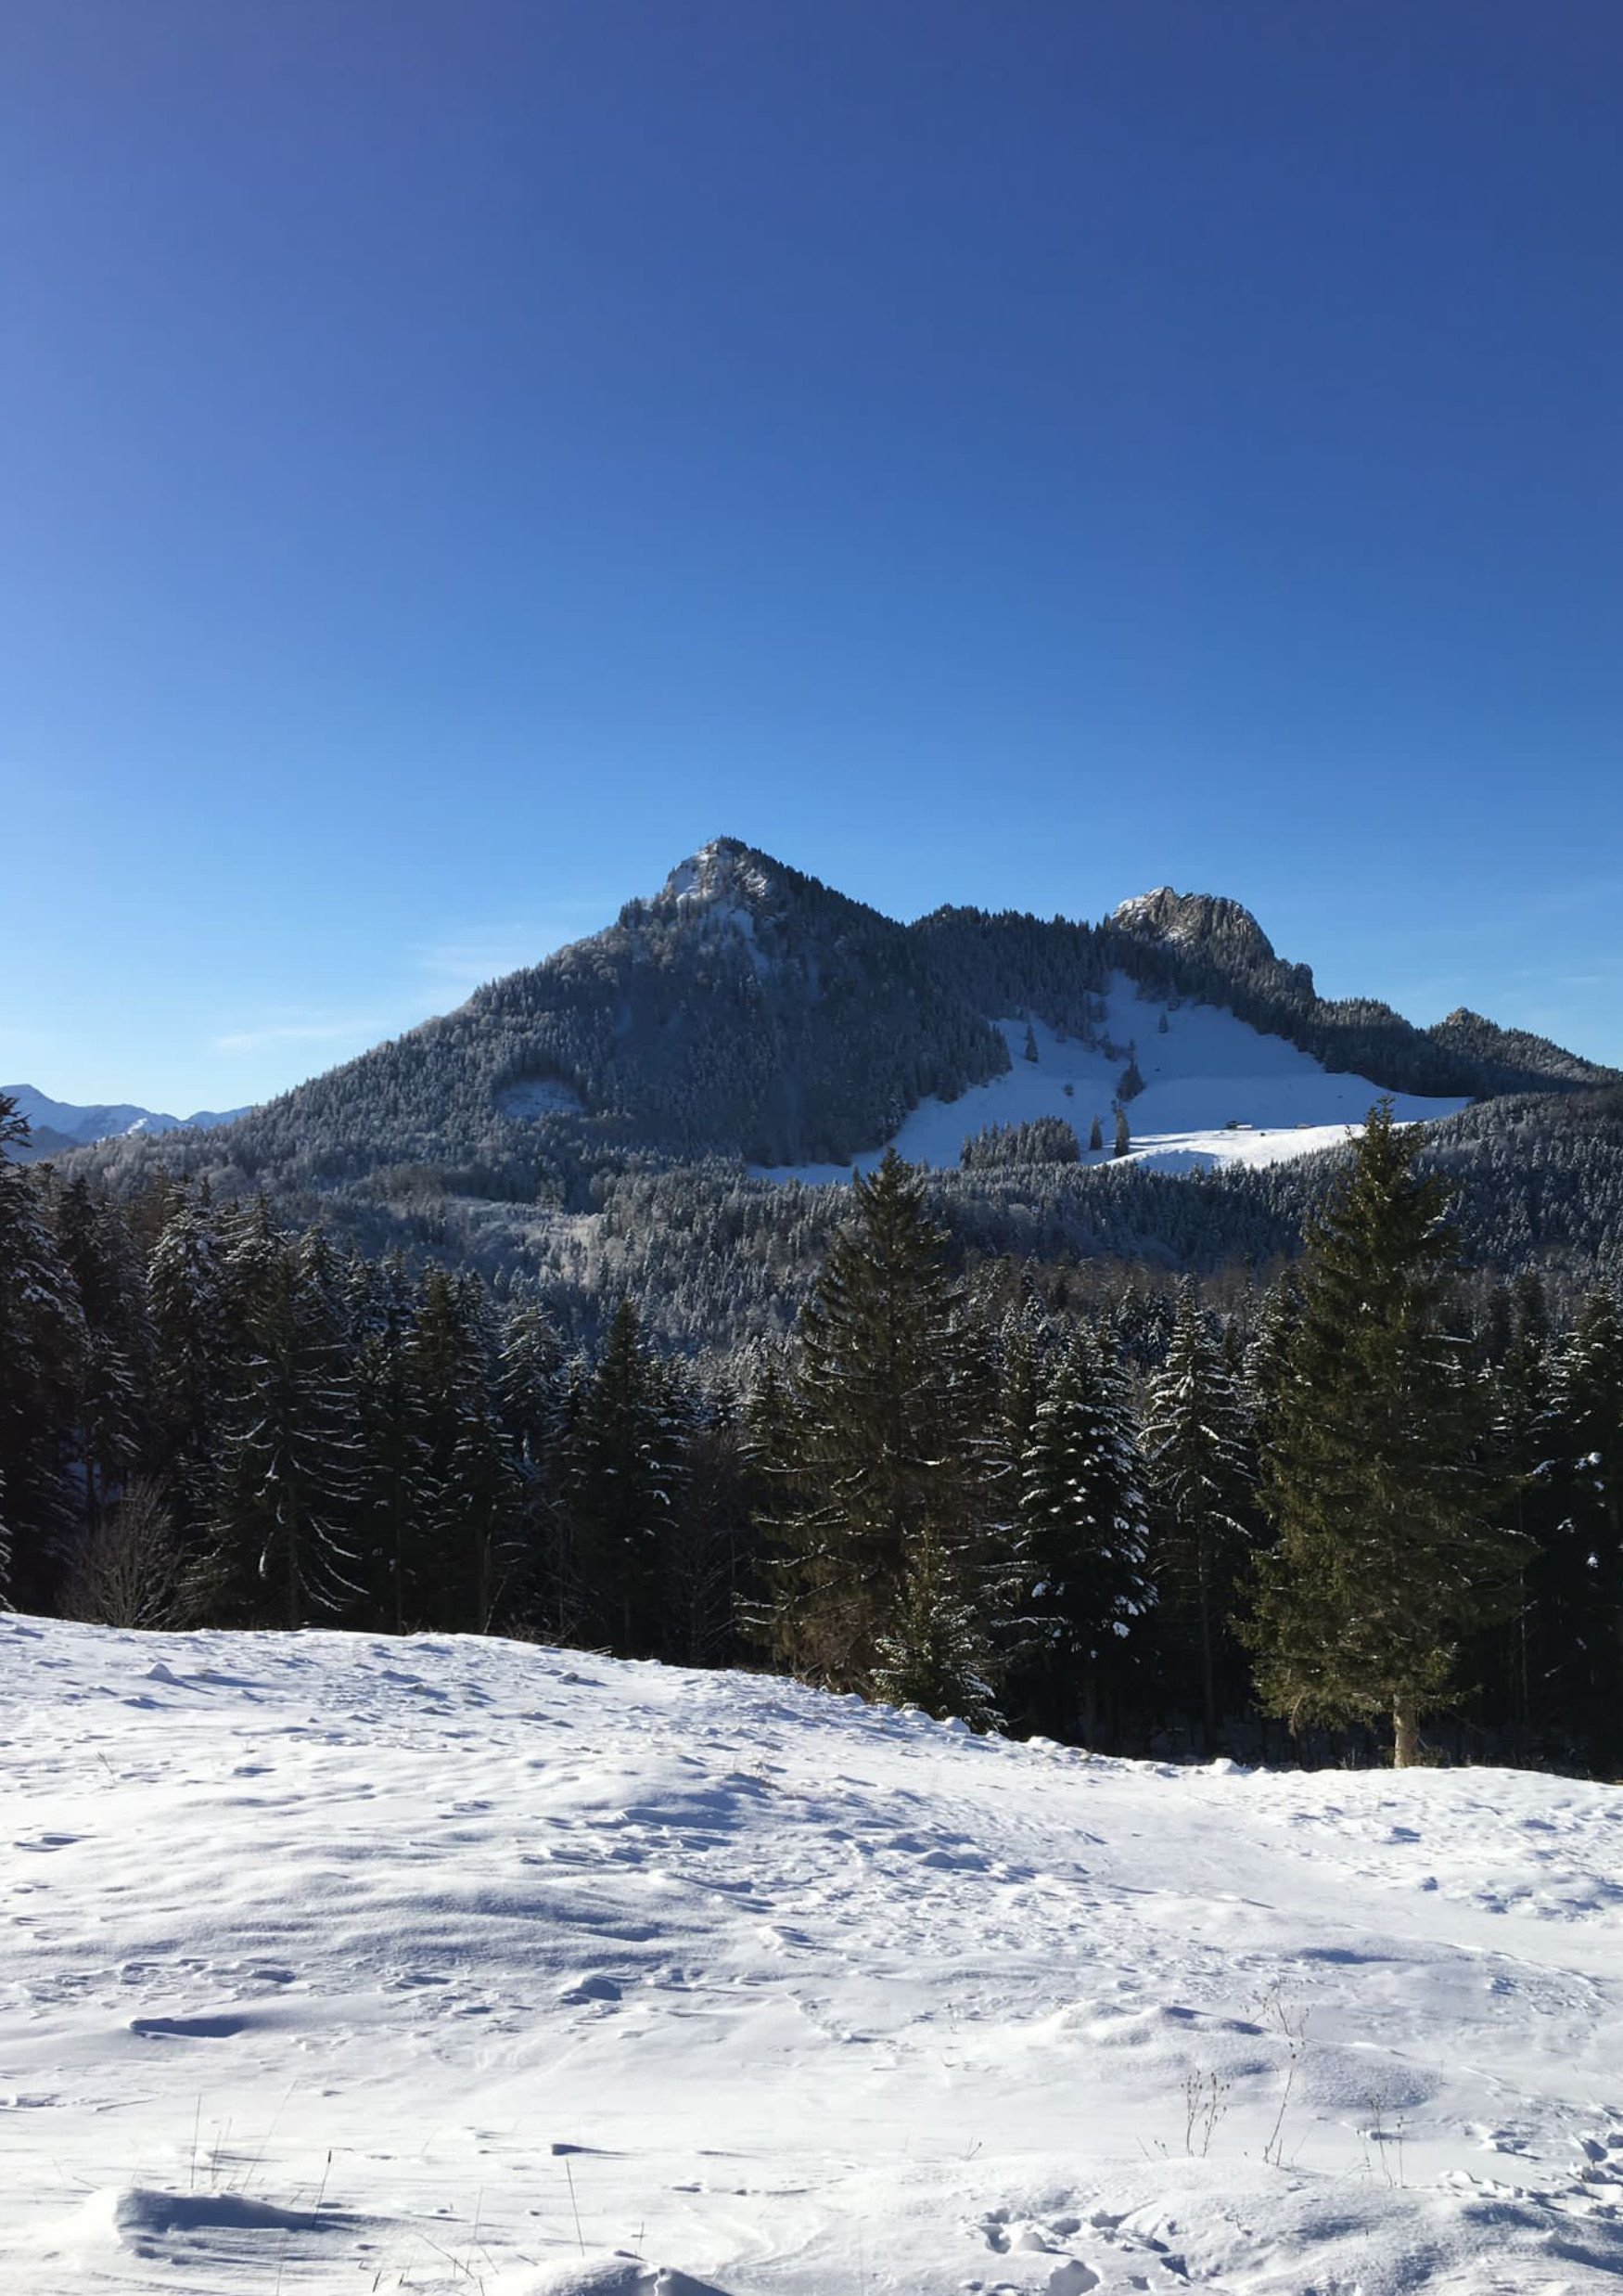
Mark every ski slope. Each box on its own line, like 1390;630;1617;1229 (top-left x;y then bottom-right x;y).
755;979;1467;1185
6;1616;1623;2294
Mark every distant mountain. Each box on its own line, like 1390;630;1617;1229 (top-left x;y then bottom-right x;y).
50;842;1617;1210
1099;888;1617;1100
4;1084;249;1164
42;841;1622;1343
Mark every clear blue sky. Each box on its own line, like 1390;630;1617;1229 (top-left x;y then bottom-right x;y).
6;0;1620;1112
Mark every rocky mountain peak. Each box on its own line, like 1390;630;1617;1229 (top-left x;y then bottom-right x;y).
658;838;780;916
1108;887;1278;965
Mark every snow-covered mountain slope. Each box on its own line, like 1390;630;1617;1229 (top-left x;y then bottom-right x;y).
4;1084;248;1161
7;1616;1623;2295
756;975;1468;1183
51;844;1616;1207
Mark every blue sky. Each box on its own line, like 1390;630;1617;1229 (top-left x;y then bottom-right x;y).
6;0;1620;1112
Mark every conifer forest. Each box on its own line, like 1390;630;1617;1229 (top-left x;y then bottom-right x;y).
5;1082;1619;1777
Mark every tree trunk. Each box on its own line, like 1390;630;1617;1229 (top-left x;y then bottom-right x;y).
1392;1698;1420;1768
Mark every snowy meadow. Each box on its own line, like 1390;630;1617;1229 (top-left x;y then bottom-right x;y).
6;1616;1623;2294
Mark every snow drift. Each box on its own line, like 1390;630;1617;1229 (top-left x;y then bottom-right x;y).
5;1615;1622;2291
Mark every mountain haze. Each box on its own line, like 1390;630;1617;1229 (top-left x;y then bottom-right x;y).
4;1084;249;1164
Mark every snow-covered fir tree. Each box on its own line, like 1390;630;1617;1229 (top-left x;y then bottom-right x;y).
566;1298;687;1658
1142;1285;1254;1740
411;1270;518;1635
1011;1321;1153;1742
0;1096;84;1610
196;1225;362;1629
872;1523;1002;1730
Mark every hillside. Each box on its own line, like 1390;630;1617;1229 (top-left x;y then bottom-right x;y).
7;1613;1623;2293
63;839;1614;1198
50;841;1623;1335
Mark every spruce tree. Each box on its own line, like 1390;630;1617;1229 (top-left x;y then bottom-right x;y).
1245;1266;1303;1461
871;1524;1001;1728
197;1225;362;1628
1530;1290;1623;1765
147;1185;225;1536
1142;1286;1253;1741
351;1256;431;1634
566;1298;686;1657
663;1375;757;1667
0;1096;84;1610
1477;1274;1553;1739
412;1270;518;1634
496;1298;564;1618
1012;1320;1153;1742
752;1149;996;1694
55;1176;151;1540
1246;1105;1520;1765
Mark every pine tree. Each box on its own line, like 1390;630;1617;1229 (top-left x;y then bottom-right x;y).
147;1185;225;1536
413;1270;518;1634
1012;1321;1152;1742
197;1225;362;1628
1142;1286;1253;1741
55;1176;152;1540
752;1150;997;1694
497;1300;563;1477
1113;1107;1131;1159
1246;1105;1520;1765
658;1366;752;1666
1477;1274;1553;1739
566;1298;686;1656
0;1096;84;1610
351;1256;431;1634
995;1292;1054;1505
1531;1290;1623;1765
495;1297;563;1618
871;1524;1001;1728
1245;1266;1303;1460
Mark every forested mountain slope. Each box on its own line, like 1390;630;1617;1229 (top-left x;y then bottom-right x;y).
57;840;1621;1326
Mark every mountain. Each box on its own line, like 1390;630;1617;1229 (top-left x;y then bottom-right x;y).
48;840;1622;1341
1099;887;1617;1100
120;840;1015;1191
4;1084;249;1164
185;838;1613;1170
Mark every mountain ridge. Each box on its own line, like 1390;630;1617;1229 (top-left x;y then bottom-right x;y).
4;1084;249;1165
43;838;1617;1210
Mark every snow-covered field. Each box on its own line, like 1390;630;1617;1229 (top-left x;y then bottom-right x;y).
6;1619;1622;2295
755;981;1466;1186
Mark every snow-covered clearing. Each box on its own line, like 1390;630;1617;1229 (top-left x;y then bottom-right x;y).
6;1617;1622;2295
754;981;1466;1185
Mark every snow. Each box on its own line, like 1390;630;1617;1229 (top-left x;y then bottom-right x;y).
752;981;1468;1185
499;1078;587;1121
6;1615;1623;2294
3;1084;250;1148
665;844;773;917
658;847;774;980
